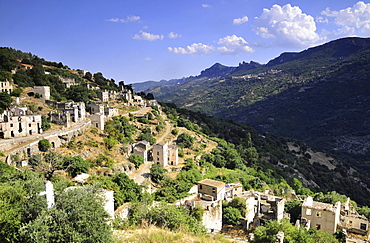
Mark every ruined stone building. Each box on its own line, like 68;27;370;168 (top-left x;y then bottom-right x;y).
97;90;109;102
121;91;133;103
132;141;150;162
0;80;13;93
198;179;226;201
338;198;369;236
301;196;341;233
34;86;50;102
168;146;178;166
13;62;33;72
48;101;86;124
90;102;119;118
104;107;119;118
234;190;286;229
145;99;160;107
133;95;145;106
153;143;168;166
90;113;105;130
0;107;42;139
90;102;104;114
175;179;225;233
59;76;77;88
152;143;178;167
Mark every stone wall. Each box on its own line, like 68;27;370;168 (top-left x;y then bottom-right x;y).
5;120;91;165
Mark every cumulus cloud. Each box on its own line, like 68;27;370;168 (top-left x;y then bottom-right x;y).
168;32;181;39
217;35;254;54
168;35;254;55
233;16;249;25
133;31;164;41
106;15;141;23
322;1;370;35
202;4;211;8
254;4;320;47
168;43;215;55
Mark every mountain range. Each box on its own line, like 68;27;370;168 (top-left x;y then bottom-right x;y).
133;37;370;174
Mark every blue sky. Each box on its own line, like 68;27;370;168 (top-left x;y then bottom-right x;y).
1;1;370;84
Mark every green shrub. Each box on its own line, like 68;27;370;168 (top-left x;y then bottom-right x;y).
38;139;51;152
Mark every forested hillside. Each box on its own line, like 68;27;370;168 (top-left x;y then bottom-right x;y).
134;37;370;180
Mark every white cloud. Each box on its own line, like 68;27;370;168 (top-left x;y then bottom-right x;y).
133;31;164;41
168;32;181;39
322;1;370;35
233;16;249;25
106;15;141;23
202;4;211;8
217;35;254;54
254;4;320;47
168;43;215;55
168;35;254;55
316;16;328;24
144;57;152;61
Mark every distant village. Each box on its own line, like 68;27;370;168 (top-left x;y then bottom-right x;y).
1;64;370;243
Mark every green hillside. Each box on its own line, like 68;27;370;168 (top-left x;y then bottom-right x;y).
135;37;370;177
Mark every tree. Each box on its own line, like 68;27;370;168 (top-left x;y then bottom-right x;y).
223;207;241;225
10;88;22;97
38;139;51;152
83;72;92;81
12;69;34;87
0;183;25;242
20;186;114;243
285;200;302;224
176;133;195;148
41;115;51;131
150;163;167;184
64;156;90;177
251;219;339;243
38;152;64;180
0;92;12;114
229;197;247;216
129;154;144;169
103;137;118;150
111;173;143;207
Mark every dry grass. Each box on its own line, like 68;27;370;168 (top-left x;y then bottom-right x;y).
113;226;233;243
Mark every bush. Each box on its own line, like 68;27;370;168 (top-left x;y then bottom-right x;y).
38;139;51;152
129;154;144;169
171;129;179;136
41;115;50;131
223;207;241;225
64;156;91;177
176;133;195;148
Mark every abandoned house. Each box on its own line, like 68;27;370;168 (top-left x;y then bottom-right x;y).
301;196;341;233
338;198;369;236
0;80;13;93
235;190;286;229
34;86;50;102
0;107;42;139
152;143;178;167
175;179;226;233
59;76;77;88
90;102;104;114
198;179;226;201
132;141;151;162
90;113;105;130
47;100;86;124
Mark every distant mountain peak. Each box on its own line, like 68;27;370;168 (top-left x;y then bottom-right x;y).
199;63;236;78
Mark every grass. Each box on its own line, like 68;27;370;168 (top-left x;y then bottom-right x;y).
113;226;233;243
